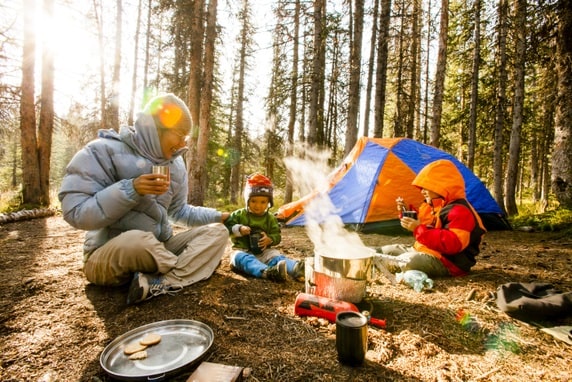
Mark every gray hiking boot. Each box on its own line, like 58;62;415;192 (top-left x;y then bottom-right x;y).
126;272;181;305
291;260;305;282
262;260;288;282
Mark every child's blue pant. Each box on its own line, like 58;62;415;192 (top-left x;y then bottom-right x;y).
230;250;298;278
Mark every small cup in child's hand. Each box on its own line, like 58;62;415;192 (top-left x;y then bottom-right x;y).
402;211;417;219
249;231;263;254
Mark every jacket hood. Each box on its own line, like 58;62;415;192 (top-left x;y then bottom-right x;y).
97;112;187;165
412;159;466;202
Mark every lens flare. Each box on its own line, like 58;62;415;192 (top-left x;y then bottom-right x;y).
455;309;480;332
485;322;521;356
146;98;183;128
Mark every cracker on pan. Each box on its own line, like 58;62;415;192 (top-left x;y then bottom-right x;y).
140;333;162;346
128;350;148;360
123;341;148;355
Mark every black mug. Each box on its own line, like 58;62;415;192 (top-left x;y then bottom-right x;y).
336;311;368;366
402;210;417;219
249;231;263;254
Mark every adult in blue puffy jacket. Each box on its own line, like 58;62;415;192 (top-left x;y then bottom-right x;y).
59;93;230;305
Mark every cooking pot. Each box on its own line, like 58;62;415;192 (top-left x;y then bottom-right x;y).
313;271;367;303
315;247;375;281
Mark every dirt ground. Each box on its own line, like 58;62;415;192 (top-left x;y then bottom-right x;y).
1;215;571;382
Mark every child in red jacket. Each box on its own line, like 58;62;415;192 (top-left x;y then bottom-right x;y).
377;159;487;277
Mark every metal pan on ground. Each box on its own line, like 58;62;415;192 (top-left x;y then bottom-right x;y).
100;319;214;381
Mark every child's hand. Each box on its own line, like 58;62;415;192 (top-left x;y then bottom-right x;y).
240;225;252;236
259;232;272;249
400;216;420;232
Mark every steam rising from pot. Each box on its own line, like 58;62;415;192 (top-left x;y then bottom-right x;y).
284;146;373;260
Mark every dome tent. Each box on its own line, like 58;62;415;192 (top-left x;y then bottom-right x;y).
276;137;511;234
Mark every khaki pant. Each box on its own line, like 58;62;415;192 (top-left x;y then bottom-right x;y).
378;244;450;277
83;223;231;288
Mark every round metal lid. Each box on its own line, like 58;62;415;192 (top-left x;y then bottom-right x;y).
100;319;214;381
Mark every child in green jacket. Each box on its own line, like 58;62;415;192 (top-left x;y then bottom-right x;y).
225;174;304;282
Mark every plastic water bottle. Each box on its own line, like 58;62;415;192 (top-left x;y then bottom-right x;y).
396;270;434;292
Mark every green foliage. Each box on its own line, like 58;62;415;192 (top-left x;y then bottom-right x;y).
0;190;22;214
510;204;572;233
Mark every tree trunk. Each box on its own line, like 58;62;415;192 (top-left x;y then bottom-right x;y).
38;0;55;207
345;0;364;155
393;0;405;138
505;0;527;215
308;0;326;146
362;0;379;137
430;0;449;148
109;0;122;131
467;0;481;170
223;76;237;202
143;0;152;91
493;0;508;213
408;0;420;139
190;0;218;206
93;0;106;129
285;0;301;204
128;0;143;126
188;0;205;136
552;0;572;208
539;67;556;204
325;28;340;151
187;0;206;204
11;134;18;188
230;0;251;204
373;0;391;138
422;0;432;143
20;0;41;206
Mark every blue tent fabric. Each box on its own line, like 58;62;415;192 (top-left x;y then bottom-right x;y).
328;142;389;223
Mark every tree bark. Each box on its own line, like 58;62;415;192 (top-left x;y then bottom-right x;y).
552;0;572;208
345;0;364;155
393;0;405;138
467;0;481;170
93;0;106;129
493;0;508;213
373;0;391;138
38;0;55;207
109;0;122;131
408;0;421;139
362;0;379;137
187;0;206;204
230;0;251;204
505;0;527;215
143;0;152;91
128;0;143;126
308;0;326;146
422;0;432;143
430;0;449;148
20;0;41;206
285;0;301;204
190;0;218;206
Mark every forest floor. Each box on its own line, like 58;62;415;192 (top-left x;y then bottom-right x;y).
0;214;571;382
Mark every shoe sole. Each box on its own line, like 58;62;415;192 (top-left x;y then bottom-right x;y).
277;261;288;281
127;273;149;305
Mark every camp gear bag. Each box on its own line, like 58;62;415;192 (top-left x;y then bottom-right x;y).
496;282;572;321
